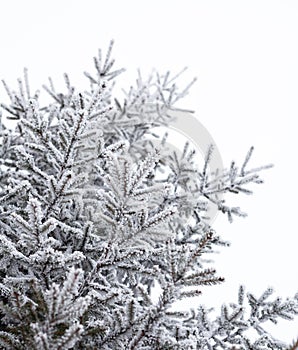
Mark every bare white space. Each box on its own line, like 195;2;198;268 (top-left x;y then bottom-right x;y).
0;0;297;342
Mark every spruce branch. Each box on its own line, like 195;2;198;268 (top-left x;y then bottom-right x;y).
0;41;296;350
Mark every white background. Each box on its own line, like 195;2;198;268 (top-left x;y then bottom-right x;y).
0;0;297;343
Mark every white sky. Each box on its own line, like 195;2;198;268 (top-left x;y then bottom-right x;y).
0;0;297;343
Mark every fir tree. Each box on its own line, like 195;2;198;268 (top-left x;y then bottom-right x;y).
0;41;297;349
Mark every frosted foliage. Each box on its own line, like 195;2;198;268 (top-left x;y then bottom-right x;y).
0;42;296;349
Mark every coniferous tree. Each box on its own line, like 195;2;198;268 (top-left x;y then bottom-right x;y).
0;41;297;349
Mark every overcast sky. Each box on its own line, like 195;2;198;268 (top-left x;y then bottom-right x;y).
0;0;297;342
